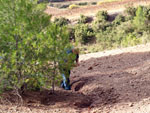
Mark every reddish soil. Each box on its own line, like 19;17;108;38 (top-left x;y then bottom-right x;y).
1;43;150;113
45;0;150;20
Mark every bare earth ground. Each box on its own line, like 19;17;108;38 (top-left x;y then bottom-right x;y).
45;0;150;20
1;43;150;113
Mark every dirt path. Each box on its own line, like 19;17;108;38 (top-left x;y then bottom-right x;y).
45;0;150;20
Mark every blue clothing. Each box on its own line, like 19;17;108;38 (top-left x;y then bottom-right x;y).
60;47;74;90
61;74;70;90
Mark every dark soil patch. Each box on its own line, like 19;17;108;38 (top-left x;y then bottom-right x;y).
71;81;86;91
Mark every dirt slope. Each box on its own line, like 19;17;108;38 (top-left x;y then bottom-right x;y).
1;44;150;113
73;43;150;113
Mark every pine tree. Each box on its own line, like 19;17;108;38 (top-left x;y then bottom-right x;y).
133;6;146;30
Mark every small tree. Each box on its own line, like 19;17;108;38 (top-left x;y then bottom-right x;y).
0;0;51;94
133;6;146;30
42;24;71;92
0;0;71;95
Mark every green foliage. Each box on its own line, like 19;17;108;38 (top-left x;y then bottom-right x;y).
0;0;71;93
42;24;71;91
121;33;141;47
75;24;95;44
78;2;88;6
113;15;125;25
96;11;108;21
125;6;136;19
90;2;97;5
141;31;150;44
54;17;70;26
49;3;70;9
78;6;150;53
145;5;150;21
133;6;146;30
78;14;89;24
68;27;75;41
92;20;110;32
92;11;110;32
0;0;51;92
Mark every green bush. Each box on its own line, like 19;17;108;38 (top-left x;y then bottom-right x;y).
145;6;150;20
96;11;109;21
75;24;95;44
125;6;136;20
78;14;89;24
90;2;97;5
92;20;110;32
54;17;70;26
59;4;70;9
78;2;88;6
113;14;125;25
141;31;150;44
121;33;141;47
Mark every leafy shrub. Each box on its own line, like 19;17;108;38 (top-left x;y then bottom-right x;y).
125;6;136;19
92;20;110;32
23;74;45;91
113;14;125;25
75;24;95;44
92;11;109;32
78;2;88;6
54;17;70;26
141;31;150;44
96;11;108;21
91;2;97;5
121;33;141;47
145;6;150;20
69;4;79;9
50;3;70;9
59;4;70;9
78;14;89;24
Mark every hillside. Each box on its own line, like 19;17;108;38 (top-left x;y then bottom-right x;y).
45;0;150;20
1;43;150;113
1;0;150;113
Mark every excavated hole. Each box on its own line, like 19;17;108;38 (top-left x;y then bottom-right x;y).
71;81;86;91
